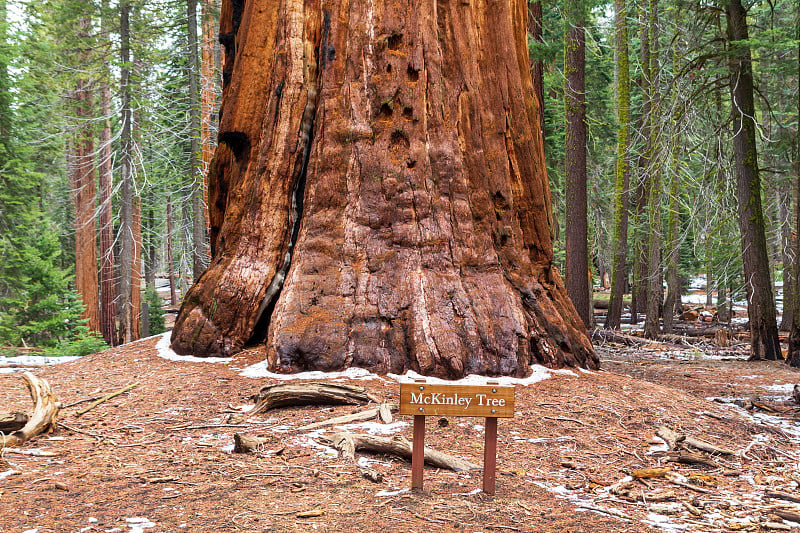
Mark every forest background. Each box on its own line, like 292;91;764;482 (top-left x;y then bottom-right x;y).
0;0;797;362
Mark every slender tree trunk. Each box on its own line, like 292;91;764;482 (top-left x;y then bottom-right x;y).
630;2;653;327
188;0;207;280
118;0;137;343
779;185;794;330
726;0;780;360
98;82;117;345
72;16;100;333
605;0;631;330
564;0;590;329
528;0;544;141
718;282;730;323
132;196;142;340
171;0;598;376
144;188;156;290
200;0;220;255
201;0;219;175
663;143;680;334
788;9;800;367
0;0;9;147
643;0;662;339
166;196;179;307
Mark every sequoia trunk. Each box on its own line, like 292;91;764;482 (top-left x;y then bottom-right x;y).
171;0;598;377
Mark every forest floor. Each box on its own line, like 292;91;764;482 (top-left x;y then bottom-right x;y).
2;326;800;533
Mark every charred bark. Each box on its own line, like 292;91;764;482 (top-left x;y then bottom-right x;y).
171;0;598;377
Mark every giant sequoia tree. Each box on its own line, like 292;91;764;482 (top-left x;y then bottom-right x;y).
170;0;598;378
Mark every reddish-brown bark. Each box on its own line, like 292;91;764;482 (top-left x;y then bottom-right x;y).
172;0;598;377
72;18;99;333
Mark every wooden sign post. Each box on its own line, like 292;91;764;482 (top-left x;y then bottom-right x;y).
399;380;515;494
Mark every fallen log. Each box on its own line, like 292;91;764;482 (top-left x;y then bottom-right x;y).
298;404;398;431
322;431;479;472
232;382;381;423
0;411;29;433
590;329;651;347
1;372;60;448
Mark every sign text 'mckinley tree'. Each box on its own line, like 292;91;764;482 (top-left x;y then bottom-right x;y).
169;0;599;378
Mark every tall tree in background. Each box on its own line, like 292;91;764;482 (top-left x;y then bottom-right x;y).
642;0;662;338
71;15;100;333
528;0;545;140
564;0;591;328
605;0;631;330
117;0;140;343
726;0;780;360
187;0;207;280
171;0;598;377
98;3;117;346
788;5;800;367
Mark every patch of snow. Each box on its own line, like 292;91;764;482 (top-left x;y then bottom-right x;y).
0;469;19;480
357;456;392;468
453;488;482;496
155;332;230;364
0;354;82;373
375;488;410;497
389;366;560;386
336;421;408;436
645;513;689;530
761;383;795;393
125;517;156;533
240;363;378;380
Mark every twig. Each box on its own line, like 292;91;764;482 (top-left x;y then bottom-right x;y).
62;395;103;409
57;422;110;442
576;504;633;520
75;382;140;417
543;416;589;426
114;436;169;448
168;423;253;431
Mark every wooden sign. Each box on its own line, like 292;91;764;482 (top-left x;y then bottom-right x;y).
399;380;516;495
399;382;515;418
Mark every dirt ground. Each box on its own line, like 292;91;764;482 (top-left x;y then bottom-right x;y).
2;332;800;533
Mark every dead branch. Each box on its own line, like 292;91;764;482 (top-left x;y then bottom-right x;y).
765;491;800;504
231;382;381;423
663;451;719;468
322;431;479;472
656;426;733;455
590;329;652;346
233;433;271;453
298;403;399;431
1;372;60;448
0;411;29;433
772;509;800;523
656;426;684;450
75;382;139;417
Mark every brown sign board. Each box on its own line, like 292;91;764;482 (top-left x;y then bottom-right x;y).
399;382;515;418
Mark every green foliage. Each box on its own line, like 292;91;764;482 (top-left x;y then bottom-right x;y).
45;327;109;358
145;286;166;335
